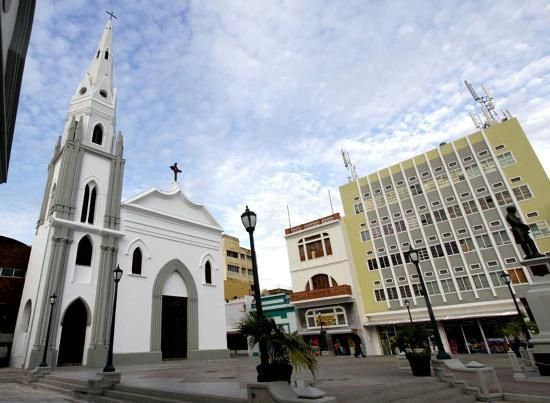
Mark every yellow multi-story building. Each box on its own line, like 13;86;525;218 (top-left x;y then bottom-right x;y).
222;234;254;300
339;84;549;356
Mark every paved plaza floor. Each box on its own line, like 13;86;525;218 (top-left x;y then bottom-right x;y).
1;354;550;402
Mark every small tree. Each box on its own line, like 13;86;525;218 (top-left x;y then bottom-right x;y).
238;312;317;377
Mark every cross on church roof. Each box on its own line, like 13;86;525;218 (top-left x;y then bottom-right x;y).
170;162;182;182
106;10;118;20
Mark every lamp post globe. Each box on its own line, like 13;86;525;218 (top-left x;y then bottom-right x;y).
407;246;450;359
104;265;123;373
500;271;530;341
241;206;269;381
39;293;57;367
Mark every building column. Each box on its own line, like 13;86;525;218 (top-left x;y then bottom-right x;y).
437;321;450;354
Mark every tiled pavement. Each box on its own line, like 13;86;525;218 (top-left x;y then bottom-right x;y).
2;354;550;402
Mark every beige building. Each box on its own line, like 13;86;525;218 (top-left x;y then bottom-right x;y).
222;234;254;300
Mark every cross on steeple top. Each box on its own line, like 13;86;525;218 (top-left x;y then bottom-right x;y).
106;10;118;20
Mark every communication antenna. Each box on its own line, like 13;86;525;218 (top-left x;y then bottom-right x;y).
469;112;482;129
328;189;334;215
286;205;292;228
341;149;358;182
464;80;506;128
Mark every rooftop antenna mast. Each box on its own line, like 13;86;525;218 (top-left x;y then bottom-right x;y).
464;80;505;128
341;149;358;182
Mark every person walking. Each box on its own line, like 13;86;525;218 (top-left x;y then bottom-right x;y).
352;329;366;357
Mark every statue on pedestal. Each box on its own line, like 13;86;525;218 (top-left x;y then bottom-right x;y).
506;206;543;259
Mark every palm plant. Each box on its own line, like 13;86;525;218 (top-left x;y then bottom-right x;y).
238;312;317;378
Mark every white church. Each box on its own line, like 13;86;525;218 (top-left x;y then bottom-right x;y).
11;18;229;369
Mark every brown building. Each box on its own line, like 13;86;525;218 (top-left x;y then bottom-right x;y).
0;236;30;366
222;234;254;300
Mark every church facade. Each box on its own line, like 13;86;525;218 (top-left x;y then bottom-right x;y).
10;19;228;369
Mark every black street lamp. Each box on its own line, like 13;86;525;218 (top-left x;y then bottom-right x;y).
408;247;451;359
404;299;413;325
500;272;530;341
39;294;57;367
241;206;269;381
103;265;123;373
317;314;327;352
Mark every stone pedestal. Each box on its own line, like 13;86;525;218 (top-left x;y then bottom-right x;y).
522;256;550;376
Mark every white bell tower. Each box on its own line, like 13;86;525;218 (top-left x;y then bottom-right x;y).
11;17;126;369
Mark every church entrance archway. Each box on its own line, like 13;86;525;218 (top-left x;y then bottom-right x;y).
151;259;198;360
57;299;88;366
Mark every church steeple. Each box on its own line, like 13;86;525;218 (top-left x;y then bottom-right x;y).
73;19;115;103
87;19;114;90
63;18;118;151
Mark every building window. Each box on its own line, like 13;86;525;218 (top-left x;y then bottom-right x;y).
507;268;528;284
490;220;501;227
75;236;93;266
487;261;499;267
226;250;239;258
448;161;457;168
374;289;386;302
492;182;503;189
433;208;447;222
80;182;97;224
490;272;505;287
382;223;394;236
410;183;423;196
425;281;440;295
378;256;390;269
442;232;452;238
105;49;109;59
481;158;497;174
512;185;533;201
305;306;348;328
390;253;403;266
449;169;466;183
478;196;495;210
311;274;331;289
454;266;464;273
459;237;475;253
440;278;455;293
367;258;379;271
494;190;513;206
428;235;437;242
91;124;103;145
371;227;382;239
497;151;516;167
526;211;539;218
462;200;478;215
478;150;488;157
430;244;445;258
132;248;142;275
510;176;521;183
475;234;492;249
505;257;517;264
456;276;472;291
473;224;484;231
472;274;490;289
298;233;333;261
354;203;364;214
386;287;399;300
476;187;487;193
419;212;433;226
227;264;240;273
495;144;505;151
447;204;462;219
412;283;424;296
492;230;511;246
444;241;459;255
360;230;370;242
205;261;212;284
529;221;550;239
399;285;412;298
394;220;406;233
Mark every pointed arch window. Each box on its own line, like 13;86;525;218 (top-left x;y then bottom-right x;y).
205;261;212;284
92;124;103;145
80;182;97;224
76;236;92;266
132;248;142;275
104;49;109;60
96;50;100;58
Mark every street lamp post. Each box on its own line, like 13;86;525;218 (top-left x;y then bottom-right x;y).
501;272;530;341
241;206;269;381
39;294;57;367
404;299;413;325
103;265;123;373
408;247;451;359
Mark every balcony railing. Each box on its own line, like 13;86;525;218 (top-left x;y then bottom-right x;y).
290;284;352;302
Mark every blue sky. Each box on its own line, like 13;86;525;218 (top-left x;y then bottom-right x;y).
1;0;549;288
